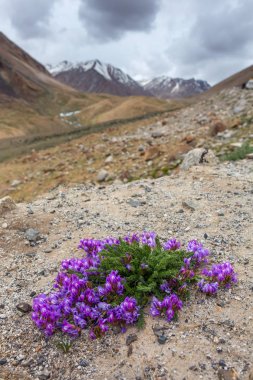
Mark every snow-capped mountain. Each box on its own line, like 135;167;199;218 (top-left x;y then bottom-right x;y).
47;60;151;97
143;76;211;99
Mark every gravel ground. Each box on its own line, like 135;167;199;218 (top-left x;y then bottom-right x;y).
0;159;252;380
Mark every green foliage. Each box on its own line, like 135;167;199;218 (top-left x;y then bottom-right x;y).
98;237;192;307
221;141;253;161
55;338;73;353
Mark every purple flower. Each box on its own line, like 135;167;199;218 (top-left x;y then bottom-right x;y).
150;297;163;317
201;262;237;289
150;294;183;322
141;231;156;247
124;233;140;244
163;238;181;251
198;279;219;295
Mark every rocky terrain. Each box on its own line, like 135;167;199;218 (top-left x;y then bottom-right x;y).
0;155;252;380
1;85;252;202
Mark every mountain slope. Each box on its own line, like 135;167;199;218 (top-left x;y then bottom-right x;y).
0;34;174;142
204;64;253;96
143;76;210;99
0;32;74;101
49;60;151;97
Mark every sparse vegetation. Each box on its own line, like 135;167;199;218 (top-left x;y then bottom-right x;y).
221;141;253;161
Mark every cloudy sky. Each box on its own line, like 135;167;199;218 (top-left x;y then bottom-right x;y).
0;0;252;84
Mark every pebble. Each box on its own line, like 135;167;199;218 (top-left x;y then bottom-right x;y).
37;370;51;380
16;302;32;313
25;228;40;242
0;359;7;365
1;222;8;229
126;334;138;346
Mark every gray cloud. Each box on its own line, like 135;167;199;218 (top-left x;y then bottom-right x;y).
165;0;253;83
6;0;58;38
78;0;161;41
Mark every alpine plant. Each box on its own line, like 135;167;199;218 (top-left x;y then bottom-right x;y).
32;233;237;340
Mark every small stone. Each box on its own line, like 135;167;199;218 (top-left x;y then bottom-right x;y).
30;291;36;297
126;333;138;346
11;179;22;187
182;201;196;211
16;302;32;313
157;335;167;344
97;169;109;182
38;370;51;380
189;365;198;371
127;344;133;357
1;222;8;229
219;360;226;368
79;359;89;367
151;131;164;138
0;359;7;365
0;196;16;215
105;155;113;163
25;228;40;242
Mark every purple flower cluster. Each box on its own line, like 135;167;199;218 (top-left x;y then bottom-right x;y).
150;294;183;321
163;238;181;251
187;240;209;265
198;262;238;295
32;268;139;338
32;233;237;341
98;270;124;296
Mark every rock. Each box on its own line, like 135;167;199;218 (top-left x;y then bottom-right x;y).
25;228;40;242
126;333;138;346
157;334;167;344
105;155;113;163
1;222;8;229
128;198;146;208
11;179;22;187
97;169;109;182
233;100;246;114
182;200;197;211
209;121;227;136
144;147;160;161
217;368;239;380
182;135;195;144
79;359;89;367
37;370;51;380
151;131;164;138
246;153;253;159
0;359;7;365
0;196;16;215
245;79;253;89
180;148;218;170
16;302;32;313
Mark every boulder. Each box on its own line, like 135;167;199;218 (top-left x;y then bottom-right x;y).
209;120;227;136
0;196;16;215
245;79;253;89
180;148;218;170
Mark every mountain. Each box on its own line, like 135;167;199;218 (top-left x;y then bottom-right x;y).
48;60;151;97
204;64;253;96
143;76;211;99
0;33;172;142
0;32;74;102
